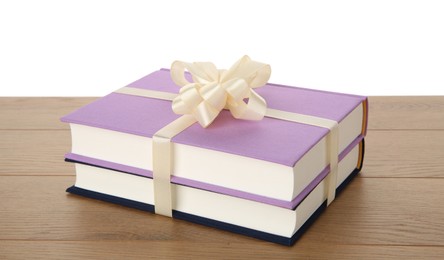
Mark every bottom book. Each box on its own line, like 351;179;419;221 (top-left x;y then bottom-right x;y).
66;140;364;246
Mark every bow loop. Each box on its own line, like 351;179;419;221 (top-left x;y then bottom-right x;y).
171;55;270;127
221;78;249;102
171;61;219;86
171;83;203;114
221;56;271;88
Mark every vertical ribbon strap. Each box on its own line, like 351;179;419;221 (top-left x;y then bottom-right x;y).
152;115;197;216
266;109;339;206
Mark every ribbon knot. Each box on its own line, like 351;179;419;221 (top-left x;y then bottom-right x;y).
170;55;271;127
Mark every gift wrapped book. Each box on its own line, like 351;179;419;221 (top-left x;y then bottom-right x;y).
61;56;368;245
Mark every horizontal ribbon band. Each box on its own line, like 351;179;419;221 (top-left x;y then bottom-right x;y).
115;87;178;101
114;86;340;215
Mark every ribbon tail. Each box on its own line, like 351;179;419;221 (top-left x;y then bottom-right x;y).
172;83;203;114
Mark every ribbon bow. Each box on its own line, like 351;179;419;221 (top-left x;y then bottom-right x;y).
170;55;271;127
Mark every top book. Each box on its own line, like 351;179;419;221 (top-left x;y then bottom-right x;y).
61;68;368;209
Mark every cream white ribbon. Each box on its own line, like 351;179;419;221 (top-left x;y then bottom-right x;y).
152;115;196;217
170;55;271;127
114;56;340;217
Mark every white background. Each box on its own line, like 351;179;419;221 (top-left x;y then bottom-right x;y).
1;0;443;96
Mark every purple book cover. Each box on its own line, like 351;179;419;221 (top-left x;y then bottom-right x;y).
61;69;368;167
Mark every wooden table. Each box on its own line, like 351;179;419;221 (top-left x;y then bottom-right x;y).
1;97;443;259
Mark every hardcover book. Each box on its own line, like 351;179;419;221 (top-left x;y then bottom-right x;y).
62;58;368;245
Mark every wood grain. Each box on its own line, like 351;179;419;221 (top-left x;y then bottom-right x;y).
1;97;444;259
368;96;444;130
0;97;96;130
363;130;444;177
0;130;73;175
1;242;443;260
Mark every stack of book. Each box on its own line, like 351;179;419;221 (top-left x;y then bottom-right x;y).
61;68;368;246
